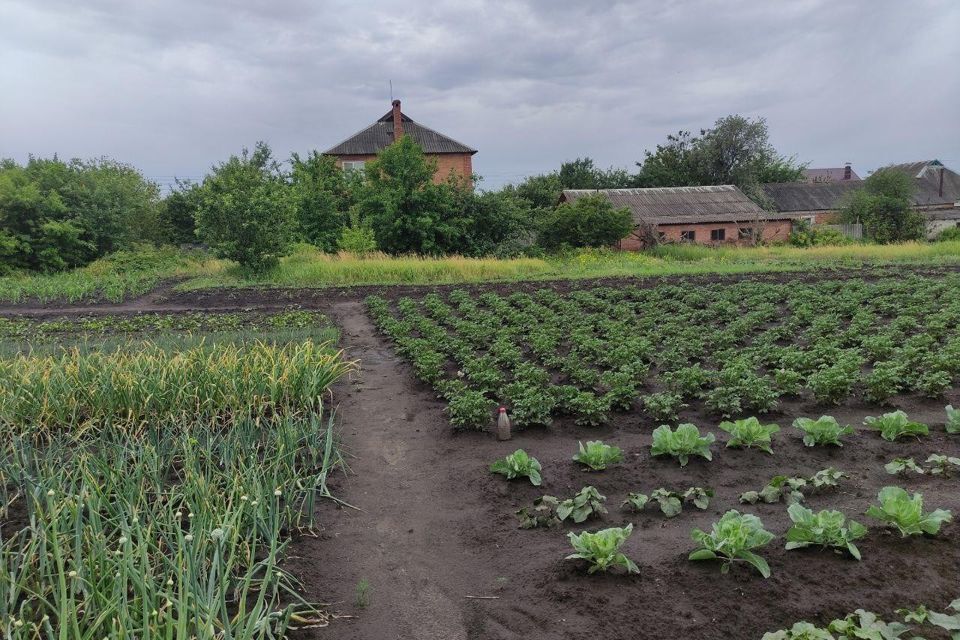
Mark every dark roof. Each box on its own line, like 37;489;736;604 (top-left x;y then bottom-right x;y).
766;161;960;212
884;160;960;206
763;181;864;212
561;185;787;225
323;108;476;156
803;167;861;182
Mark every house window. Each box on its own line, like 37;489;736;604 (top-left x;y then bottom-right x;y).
710;228;726;241
341;160;365;172
657;231;667;242
739;227;754;240
680;230;696;242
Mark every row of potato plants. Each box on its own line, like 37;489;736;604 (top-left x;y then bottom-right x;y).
366;274;960;430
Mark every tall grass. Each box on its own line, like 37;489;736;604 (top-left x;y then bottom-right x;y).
0;340;350;428
0;246;226;304
180;241;960;290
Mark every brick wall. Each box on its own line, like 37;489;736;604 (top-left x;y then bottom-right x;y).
618;219;794;250
332;153;473;185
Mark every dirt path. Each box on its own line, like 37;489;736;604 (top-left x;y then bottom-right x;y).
302;301;505;640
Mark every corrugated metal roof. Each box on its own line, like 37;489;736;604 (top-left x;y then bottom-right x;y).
323;109;476;155
885;161;960;205
763;181;863;212
561;185;785;225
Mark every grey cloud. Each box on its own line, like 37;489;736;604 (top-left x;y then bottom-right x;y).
0;0;957;190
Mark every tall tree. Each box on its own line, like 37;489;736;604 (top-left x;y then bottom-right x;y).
289;152;357;252
840;169;924;243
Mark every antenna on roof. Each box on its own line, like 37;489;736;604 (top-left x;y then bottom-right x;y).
389;80;393;101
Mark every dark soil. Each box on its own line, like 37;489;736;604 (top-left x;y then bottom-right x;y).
4;269;960;639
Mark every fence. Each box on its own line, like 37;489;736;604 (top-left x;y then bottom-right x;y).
820;223;863;240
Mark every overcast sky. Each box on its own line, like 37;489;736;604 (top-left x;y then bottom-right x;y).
1;0;958;190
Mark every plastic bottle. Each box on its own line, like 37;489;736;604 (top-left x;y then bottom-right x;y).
496;406;512;441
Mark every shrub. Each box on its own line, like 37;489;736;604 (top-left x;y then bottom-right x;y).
338;224;378;255
863;411;928;441
689;510;774;578
490;449;543;486
566;524;639;574
865;486;952;537
937;225;960;242
718;417;780;453
650;423;715;466
572;440;623;471
792;416;854;447
538;194;634;250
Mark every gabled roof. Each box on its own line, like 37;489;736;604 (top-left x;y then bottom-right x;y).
803;167;861;182
763;181;864;212
323;109;477;156
561;185;785;225
884;160;959;205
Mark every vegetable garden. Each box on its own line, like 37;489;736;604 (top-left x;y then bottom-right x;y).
366;272;960;638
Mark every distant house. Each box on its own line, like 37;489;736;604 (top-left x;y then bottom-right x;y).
560;186;804;249
323;100;477;184
803;164;860;183
764;159;960;238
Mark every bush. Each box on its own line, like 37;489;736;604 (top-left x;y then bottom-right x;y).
937;225;960;242
338;224;378;255
194;142;296;273
839;169;924;243
538;194;634;250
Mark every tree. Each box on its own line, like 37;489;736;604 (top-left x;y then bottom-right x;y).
538;194;634;250
636;115;805;206
452;188;537;257
354;136;467;255
194;142;295;272
159;179;202;245
840;169;924;243
290;152;357;252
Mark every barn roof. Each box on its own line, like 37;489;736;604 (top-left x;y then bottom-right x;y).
763;181;864;212
803;167;861;182
561;185;786;225
323;108;477;156
884;160;960;206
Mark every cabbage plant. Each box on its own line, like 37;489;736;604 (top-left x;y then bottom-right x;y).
718;417;780;453
490;449;542;486
689;510;774;577
566;524;639;574
792;416;854;447
865;486;952;537
650;423;715;466
784;504;867;560
572;440;623;471
946;405;960;434
864;411;928;441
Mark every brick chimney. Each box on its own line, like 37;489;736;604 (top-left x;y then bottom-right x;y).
843;163;852;180
392;99;403;142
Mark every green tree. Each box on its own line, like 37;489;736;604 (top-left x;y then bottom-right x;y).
452;189;537;257
194;142;295;272
355;136;466;255
159;179;202;245
539;194;634;250
840;169;924;243
636;115;805;204
290;152;357;252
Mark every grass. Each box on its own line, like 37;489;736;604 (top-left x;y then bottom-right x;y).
0;245;226;303
181;242;960;291
4;241;960;303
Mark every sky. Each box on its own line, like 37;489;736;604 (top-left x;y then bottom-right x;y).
1;0;958;191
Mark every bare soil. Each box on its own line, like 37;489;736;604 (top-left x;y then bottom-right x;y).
4;269;960;639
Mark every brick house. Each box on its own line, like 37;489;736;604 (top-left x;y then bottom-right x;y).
323;100;477;184
764;160;960;238
560;185;803;249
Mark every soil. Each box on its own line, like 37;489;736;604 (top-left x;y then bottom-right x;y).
4;269;960;639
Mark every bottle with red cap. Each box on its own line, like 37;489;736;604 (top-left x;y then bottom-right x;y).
496;406;512;441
